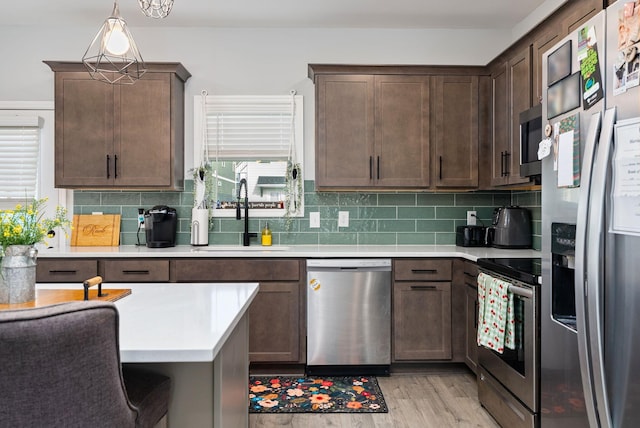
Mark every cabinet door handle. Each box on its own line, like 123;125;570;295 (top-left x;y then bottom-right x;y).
49;269;78;274
106;155;111;179
122;270;150;275
369;156;373;180
504;151;510;176
439;156;443;180
464;271;477;279
114;154;118;179
411;269;437;274
377;156;380;180
474;300;479;328
500;152;505;177
410;285;437;290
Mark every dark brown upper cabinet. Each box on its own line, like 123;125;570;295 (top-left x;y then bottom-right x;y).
532;22;562;105
433;75;479;188
312;69;430;189
489;60;509;187
375;75;431;188
489;46;534;187
310;65;483;191
560;0;602;34
44;62;190;190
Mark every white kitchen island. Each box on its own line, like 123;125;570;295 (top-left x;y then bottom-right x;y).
38;282;259;428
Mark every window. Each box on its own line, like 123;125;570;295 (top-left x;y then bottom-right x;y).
193;94;304;218
0;114;41;203
0;102;69;248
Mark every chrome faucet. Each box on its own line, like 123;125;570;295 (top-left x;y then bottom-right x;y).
236;178;257;246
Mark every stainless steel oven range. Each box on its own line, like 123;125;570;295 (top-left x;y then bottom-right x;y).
476;257;541;428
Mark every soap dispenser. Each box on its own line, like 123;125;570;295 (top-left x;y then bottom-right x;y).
261;222;272;246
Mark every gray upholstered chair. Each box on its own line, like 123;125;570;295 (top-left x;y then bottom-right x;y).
0;301;170;428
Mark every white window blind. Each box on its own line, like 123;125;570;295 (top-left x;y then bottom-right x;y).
0;115;41;201
202;95;302;160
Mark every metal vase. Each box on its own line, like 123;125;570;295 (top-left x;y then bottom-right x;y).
0;245;38;304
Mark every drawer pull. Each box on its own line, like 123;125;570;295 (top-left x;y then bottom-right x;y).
410;285;437;290
49;270;78;274
411;269;437;274
122;270;150;275
464;271;476;278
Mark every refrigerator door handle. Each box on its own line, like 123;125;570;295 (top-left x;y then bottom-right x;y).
585;108;616;428
575;111;602;428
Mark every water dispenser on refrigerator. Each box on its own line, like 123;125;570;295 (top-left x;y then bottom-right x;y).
551;223;577;330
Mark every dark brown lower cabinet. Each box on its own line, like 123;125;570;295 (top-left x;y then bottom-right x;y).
37;258;169;283
37;257;304;364
36;259;98;283
465;283;479;372
393;281;452;361
247;281;300;362
172;258;304;364
102;259;169;282
462;261;479;373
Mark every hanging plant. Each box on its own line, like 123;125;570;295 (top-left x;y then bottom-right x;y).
284;161;303;231
189;162;216;209
283;90;303;231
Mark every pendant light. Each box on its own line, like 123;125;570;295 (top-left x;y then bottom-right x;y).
138;0;174;19
82;0;146;85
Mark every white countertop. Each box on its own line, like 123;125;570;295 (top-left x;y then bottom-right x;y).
37;244;540;261
37;282;259;363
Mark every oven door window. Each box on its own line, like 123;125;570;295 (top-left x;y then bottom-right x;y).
492;294;526;376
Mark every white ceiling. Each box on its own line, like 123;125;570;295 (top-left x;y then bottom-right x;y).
6;0;551;29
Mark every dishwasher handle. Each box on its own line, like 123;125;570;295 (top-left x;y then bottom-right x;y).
308;266;392;273
307;259;392;270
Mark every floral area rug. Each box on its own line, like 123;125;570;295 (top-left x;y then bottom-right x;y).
249;376;388;413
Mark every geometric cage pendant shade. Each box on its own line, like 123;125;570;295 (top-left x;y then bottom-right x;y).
82;1;146;85
138;0;174;19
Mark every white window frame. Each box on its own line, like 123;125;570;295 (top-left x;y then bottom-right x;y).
193;94;304;218
0;101;73;249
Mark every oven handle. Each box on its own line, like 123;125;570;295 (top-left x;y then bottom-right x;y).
479;268;534;299
508;284;532;299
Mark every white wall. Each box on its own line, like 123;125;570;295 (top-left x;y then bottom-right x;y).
0;25;511;180
512;0;567;41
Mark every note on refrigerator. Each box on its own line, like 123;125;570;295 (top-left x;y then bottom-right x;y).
612;117;640;235
557;131;575;187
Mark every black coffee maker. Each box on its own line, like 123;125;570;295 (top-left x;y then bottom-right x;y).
144;205;177;248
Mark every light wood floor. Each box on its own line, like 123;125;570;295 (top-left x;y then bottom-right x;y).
249;368;500;427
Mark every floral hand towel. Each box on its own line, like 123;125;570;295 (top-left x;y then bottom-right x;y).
477;272;515;354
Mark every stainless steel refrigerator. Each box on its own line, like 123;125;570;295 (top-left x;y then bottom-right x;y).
541;3;640;427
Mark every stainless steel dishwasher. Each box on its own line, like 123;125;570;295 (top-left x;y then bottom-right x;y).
306;259;392;375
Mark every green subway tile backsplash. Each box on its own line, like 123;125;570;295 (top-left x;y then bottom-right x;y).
74;180;542;250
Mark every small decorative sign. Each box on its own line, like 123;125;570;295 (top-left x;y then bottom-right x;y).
71;214;121;246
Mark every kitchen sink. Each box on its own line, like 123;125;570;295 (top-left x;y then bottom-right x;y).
192;246;290;252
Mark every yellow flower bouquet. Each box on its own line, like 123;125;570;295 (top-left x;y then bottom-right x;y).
0;198;71;252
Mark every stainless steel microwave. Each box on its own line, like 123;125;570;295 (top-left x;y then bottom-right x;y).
519;104;542;178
